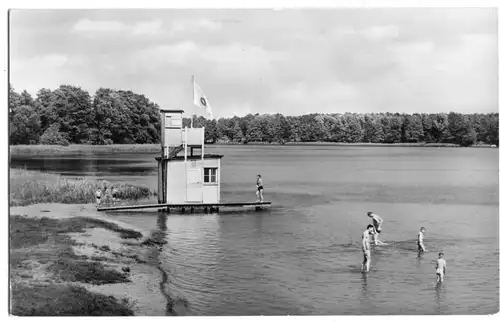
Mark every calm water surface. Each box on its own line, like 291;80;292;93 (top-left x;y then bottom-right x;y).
11;145;499;315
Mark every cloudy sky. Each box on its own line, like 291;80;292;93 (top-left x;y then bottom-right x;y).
9;8;498;118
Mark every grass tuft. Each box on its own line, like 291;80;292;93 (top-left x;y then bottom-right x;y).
9;168;153;207
10;283;134;316
47;258;130;285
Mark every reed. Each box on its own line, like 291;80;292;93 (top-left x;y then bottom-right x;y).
9;168;153;207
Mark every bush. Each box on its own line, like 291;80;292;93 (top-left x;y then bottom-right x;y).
39;124;70;146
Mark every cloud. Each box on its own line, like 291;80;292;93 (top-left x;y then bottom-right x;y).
131;20;163;36
131;41;198;70
361;25;399;41
73;19;126;33
10;53;77;94
271;81;362;115
131;41;289;82
170;18;222;35
72;18;163;37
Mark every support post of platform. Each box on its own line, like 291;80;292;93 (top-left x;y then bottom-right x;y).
163;160;168;203
157;161;162;204
201;126;205;161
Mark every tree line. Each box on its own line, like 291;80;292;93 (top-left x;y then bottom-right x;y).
9;84;499;147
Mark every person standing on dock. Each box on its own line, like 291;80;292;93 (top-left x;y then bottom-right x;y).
362;224;375;272
367;212;384;245
256;175;264;203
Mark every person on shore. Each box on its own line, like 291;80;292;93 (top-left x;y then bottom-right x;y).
111;187;118;204
367;212;384;245
362;224;375;272
417;227;426;253
435;252;447;283
95;188;102;207
256;175;264;203
105;186;113;205
102;186;108;204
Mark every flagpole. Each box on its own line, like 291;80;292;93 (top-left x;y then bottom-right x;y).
191;75;194;128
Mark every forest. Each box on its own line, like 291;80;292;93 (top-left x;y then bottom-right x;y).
9;84;499;147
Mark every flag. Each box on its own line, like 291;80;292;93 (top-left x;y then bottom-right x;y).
193;80;213;120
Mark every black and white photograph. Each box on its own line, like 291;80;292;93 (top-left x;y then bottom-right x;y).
6;2;499;317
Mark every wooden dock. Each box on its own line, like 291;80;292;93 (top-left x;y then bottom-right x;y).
97;201;272;213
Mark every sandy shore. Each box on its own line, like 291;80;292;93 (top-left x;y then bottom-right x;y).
10;203;174;316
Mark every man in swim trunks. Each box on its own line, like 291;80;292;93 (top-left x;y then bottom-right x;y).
417;227;426;253
362;224;375;272
367;212;384;245
256;175;264;203
435;252;447;283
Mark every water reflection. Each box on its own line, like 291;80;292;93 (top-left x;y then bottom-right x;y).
434;281;445;313
416;252;423;266
360;272;369;299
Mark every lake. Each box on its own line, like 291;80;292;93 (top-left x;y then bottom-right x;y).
10;145;499;315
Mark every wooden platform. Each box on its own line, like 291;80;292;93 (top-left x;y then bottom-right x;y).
97;201;272;212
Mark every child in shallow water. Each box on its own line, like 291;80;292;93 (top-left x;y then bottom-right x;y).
435;252;447;283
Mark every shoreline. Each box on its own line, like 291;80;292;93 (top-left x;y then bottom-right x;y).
8;142;498;156
9;203;175;316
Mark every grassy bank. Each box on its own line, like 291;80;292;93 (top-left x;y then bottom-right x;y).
10;144;161;155
10;215;141;316
9;168;154;207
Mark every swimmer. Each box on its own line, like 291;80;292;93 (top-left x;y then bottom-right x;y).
417;227;426;253
435;252;447;283
361;224;375;272
367;212;385;245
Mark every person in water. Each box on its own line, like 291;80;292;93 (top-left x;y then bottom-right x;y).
256;175;264;203
367;212;384;245
435;252;447;283
417;227;426;253
362;224;375;272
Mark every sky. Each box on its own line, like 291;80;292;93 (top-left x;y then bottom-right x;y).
9;8;499;118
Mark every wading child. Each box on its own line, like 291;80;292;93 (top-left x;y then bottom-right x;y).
417;227;426;253
435;252;447;283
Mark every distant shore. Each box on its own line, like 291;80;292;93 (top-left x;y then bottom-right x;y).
9;142;497;156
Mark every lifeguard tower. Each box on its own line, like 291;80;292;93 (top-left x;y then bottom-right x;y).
98;109;271;213
155;109;222;206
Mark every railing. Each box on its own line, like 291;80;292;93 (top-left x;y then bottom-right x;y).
162;127;206;159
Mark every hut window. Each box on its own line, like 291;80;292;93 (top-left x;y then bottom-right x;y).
204;168;217;183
